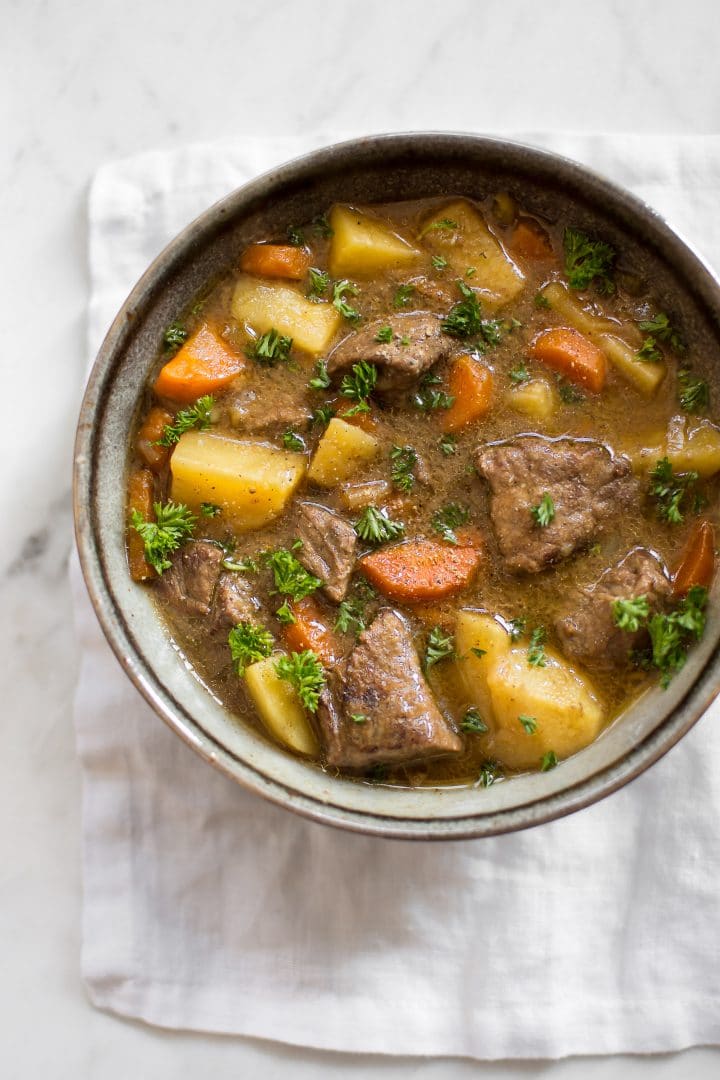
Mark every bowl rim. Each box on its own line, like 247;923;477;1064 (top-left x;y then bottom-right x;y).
73;131;720;840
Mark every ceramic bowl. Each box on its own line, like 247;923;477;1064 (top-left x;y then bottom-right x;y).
73;133;720;839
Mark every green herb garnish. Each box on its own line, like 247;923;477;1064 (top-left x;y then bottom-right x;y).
431;255;449;271
441;280;483;338
431;502;470;544
162;321;188;354
340;361;378;415
390;444;417;492
393;283;415;309
307;267;330;298
530;492;556;528
374;325;394;344
563;227;615;293
527;626;547;668
519;714;538;735
637;337;663;362
282;429;305;452
438;433;457;455
678;369;710;414
649;457;699;525
157;395;214;446
131;501;195;575
638;312;685;354
308;359;331;390
286;225;305;247
461;707;488;734
334;597;367;636
264;548;323;601
354;506;405;545
476;761;501;788
228;621;274;677
509;364;530;385
332;279;361;323
540;750;558;771
275;650;326;712
246;328;293;365
200;502;221;517
424;626;455;670
612;595;650;633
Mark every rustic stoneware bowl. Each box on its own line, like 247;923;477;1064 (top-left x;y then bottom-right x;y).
74;133;720;839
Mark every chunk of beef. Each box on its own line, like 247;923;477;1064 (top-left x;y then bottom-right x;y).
316;609;462;768
157;541;224;616
474;436;639;574
209;573;262;632
225;385;312;433
295;502;357;603
555;548;672;668
327;313;448;393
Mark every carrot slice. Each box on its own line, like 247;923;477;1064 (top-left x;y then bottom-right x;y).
509;218;553;260
529;326;607;394
359;538;481;602
154;325;244;403
673;520;716;596
240;244;311;280
136;405;174;473
442;355;493;434
282;595;341;665
127;467;156;582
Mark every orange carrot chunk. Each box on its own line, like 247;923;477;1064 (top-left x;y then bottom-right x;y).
509;217;554;261
240;244;311;280
529;326;607;394
154;325;244;403
282;595;341;665
359;538;481;602
442;355;493;434
673;520;716;597
136;405;174;473
127;468;156;582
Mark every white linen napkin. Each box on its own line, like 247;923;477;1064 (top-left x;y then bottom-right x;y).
72;133;720;1059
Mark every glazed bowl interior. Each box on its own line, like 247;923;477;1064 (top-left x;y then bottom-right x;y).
74;133;720;839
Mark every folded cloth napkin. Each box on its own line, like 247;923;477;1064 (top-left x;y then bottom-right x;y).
72;133;720;1059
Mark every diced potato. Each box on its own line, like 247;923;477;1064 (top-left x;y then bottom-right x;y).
328;204;422;278
307;418;379;487
598;333;666;395
245;655;319;756
421;199;524;306
171;431;305;530
455;611;510;722
506;379;556;420
338;479;391;511
485;645;604;770
231;276;341;356
539;281;621;339
666;415;720;477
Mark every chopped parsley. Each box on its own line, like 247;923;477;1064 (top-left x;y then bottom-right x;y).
339;360;378;415
374;325;394;344
460;707;488;734
157;395;214;446
678;369;710;414
200;502;221;517
441;280;483;338
308;359;331;390
282;429;305;452
426;218;459;232
312;404;335;428
431;254;449;271
275;600;296;625
540;750;558;772
227;622;274;677
438;433;457;456
131;501;195;575
275;650;326;712
393;283;415;309
509;363;531;385
527;626;547;668
530;492;556;528
534;293;551;309
162;321;188;353
508;617;526;642
350;713;368;724
286;225;305;247
612;595;650;633
638;312;685;354
563;227;615;293
334;597;367;636
311;213;333;238
222;555;259;573
646;585;708;688
558;378;585;404
332;279;361;323
519;714;538;735
246;328;293;365
424;626;455;670
354;506;405;545
649;457;699;525
637;337;663;362
431;502;470;544
264;548;322;601
414;373;455;412
307;267;330;298
476;761;501;788
390;444;417;492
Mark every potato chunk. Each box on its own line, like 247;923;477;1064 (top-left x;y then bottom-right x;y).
421;200;524;306
455;611;510;722
598;333;666;396
486;646;604;770
171;431;305;530
538;281;620;338
666;415;720;477
232;276;341;356
506;378;556;419
307;418;379;487
245;655;320;756
328;205;421;278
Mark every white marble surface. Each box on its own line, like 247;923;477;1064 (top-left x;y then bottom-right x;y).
3;0;720;1076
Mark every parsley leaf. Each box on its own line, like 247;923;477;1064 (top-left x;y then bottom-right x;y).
438;433;457;456
413;373;455;412
530;492;555;528
157;395;214;446
390;444;417;492
527;626;547;668
612;595;650;633
508;618;526;642
264;548;323;601
540;750;558;771
646;585;708;688
334;597;367;636
200;502;221;517
678;369;710;414
275;650;326;712
227;622;274;677
475;761;501;788
460;707;488;734
308;359;331;390
637;337;663;362
374;325;394;344
311;214;333;238
246;328;293;365
534;293;551;309
354;506;405;545
275;600;296;625
558;378;585;404
222;556;259;573
282;429;305;452
638;312;685;354
509;363;530;385
649;457;699;525
286;225;305;247
332;279;361;323
312;404;335;428
431;502;470;544
563;227;616;293
441;280;483;338
393;283;415;309
350;713;368;724
426;218;459;232
340;361;377;415
424;626;455;670
163;321;188;354
431;254;449;271
519;714;538;735
307;267;330;298
131;501;196;575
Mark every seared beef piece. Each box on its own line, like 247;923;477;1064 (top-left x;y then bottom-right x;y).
157;541;225;616
555;548;672;668
475;436;639;574
315;609;462;768
327;314;448;393
210;573;262;632
295;502;357;603
226;386;312;433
